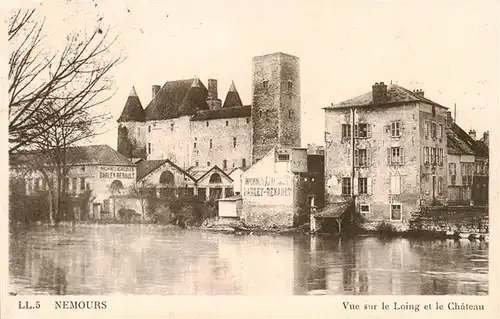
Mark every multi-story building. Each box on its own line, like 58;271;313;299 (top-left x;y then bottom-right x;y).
323;82;449;229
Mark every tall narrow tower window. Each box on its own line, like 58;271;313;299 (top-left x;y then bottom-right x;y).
233;137;237;148
288;80;293;91
148;143;152;154
209;139;213;149
206;121;209;127
288;110;292;119
170;123;174;131
263;80;269;90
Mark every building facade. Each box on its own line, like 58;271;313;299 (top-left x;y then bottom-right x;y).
324;83;449;229
10;145;137;220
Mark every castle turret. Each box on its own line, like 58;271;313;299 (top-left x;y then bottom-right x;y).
222;81;243;108
117;87;147;159
178;78;209;116
251;52;301;163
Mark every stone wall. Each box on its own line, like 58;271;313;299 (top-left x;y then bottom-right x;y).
241;204;294;227
409;206;488;235
189;116;251;171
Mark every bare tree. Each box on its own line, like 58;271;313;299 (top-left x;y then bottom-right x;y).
8;8;123;155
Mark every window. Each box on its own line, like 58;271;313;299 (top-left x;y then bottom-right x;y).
390;204;402;220
356;123;370;138
193;142;197;149
34;178;40;191
170;123;174;131
358;178;368;195
263;80;269;90
207;161;211;167
277;154;290;161
360;204;370;214
438;124;443;138
439;148;444;166
431;122;437;138
72;178;77;193
80;178;86;191
431;147;436;165
148;125;151;133
42;179;47;191
425;121;429;138
355;149;369;167
288;80;293;90
233;137;237;148
390;121;401;137
223;160;227;170
438;176;443;195
461;162;473;186
432;106;436;117
148;143;152;154
226;121;229;126
387;147;404;165
195;161;199;167
209;139;213;149
449;163;457;185
390;175;401;194
288;110;292;119
342;124;351;139
64;178;70;191
242;158;246;167
342;178;351;195
424;147;430;164
246;118;250;124
206;121;209;127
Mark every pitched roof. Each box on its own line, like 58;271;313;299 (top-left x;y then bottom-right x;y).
449;123;489;158
194;165;233;183
190;105;251;121
118;87;145;122
11;145;134;167
144;79;209;120
222;81;243;108
325;84;447;109
136;159;196;181
178;79;210;116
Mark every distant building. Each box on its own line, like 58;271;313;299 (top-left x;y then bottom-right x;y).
10;145;137;220
117;52;301;172
240;147;321;227
323;83;449;230
446;120;489;206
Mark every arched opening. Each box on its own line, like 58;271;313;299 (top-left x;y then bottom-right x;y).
159;170;175;198
159;170;175;185
110;180;124;194
209;173;223;200
209;173;222;184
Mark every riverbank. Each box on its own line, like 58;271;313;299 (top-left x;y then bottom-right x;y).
9;217;488;242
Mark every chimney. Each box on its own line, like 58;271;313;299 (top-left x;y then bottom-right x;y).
413;89;425;97
445;111;453;129
372;82;388;104
207;79;218;100
152;85;161;98
206;78;222;109
469;129;476;140
483;131;489;147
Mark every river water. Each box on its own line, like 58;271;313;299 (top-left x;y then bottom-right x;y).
9;225;488;295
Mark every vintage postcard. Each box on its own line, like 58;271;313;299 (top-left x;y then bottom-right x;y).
1;0;498;318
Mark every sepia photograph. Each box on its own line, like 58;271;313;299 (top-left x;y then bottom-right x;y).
3;1;497;316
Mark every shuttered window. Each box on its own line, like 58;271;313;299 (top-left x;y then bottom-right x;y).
387;147;404;165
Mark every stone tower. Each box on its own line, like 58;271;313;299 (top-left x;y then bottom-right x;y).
117;87;147;159
251;52;301;163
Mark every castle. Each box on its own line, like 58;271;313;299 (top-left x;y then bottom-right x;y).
117;52;301;172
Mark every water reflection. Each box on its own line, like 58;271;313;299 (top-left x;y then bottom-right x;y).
9;226;488;295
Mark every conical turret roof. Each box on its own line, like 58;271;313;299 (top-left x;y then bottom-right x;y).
178;78;209;116
222;81;243;108
118;87;145;122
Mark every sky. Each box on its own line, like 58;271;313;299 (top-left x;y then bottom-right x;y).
8;0;499;148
